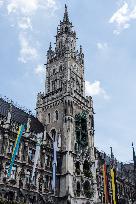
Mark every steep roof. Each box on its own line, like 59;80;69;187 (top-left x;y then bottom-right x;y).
0;97;44;134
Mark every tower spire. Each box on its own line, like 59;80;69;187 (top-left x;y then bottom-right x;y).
63;4;69;22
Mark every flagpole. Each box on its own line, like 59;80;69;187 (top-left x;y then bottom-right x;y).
132;143;136;200
110;147;118;204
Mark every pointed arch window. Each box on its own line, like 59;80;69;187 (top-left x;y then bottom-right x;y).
76;181;81;197
51;129;56;142
55;110;59;121
44;175;49;190
70;101;73;114
53;69;55;74
48;113;51;123
59;65;62;72
65;26;68;32
75;161;80;175
52;81;55;91
83;180;92;198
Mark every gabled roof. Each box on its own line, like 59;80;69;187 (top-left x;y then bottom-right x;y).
0;97;44;134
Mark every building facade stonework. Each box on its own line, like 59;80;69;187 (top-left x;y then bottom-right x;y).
0;5;136;204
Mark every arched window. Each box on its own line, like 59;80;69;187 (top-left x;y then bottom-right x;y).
48;113;50;123
52;81;55;91
83;181;93;198
83;160;90;171
75;161;80;175
44;175;49;190
55;110;58;120
83;160;91;178
51;129;56;142
53;69;55;74
76;181;81;197
59;41;61;48
68;100;70;106
70;101;73;114
59;65;62;72
65;26;68;32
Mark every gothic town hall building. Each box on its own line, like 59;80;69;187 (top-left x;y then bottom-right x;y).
36;4;96;204
0;5;135;204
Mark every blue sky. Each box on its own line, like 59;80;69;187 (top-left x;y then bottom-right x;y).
0;0;136;162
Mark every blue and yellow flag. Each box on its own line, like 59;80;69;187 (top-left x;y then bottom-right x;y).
8;125;25;177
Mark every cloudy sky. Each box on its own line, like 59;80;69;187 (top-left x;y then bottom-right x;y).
0;0;136;162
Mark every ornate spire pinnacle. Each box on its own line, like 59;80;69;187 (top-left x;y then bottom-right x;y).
63;4;69;22
47;42;52;55
49;42;52;50
80;45;82;53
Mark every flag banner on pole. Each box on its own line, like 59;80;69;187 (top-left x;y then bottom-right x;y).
103;163;109;203
8;124;25;177
31;133;42;182
52;140;57;192
111;168;118;204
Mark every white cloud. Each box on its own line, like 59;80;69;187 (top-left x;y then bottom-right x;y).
109;2;136;34
38;0;58;16
5;0;58;64
0;0;3;8
97;42;108;50
18;17;32;30
47;0;56;8
7;0;39;15
35;64;45;75
7;0;57;15
18;34;38;63
85;80;110;100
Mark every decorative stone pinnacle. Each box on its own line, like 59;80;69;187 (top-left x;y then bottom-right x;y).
80;45;82;53
49;42;52;50
63;4;69;22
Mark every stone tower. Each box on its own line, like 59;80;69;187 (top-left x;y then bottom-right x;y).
36;5;97;204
